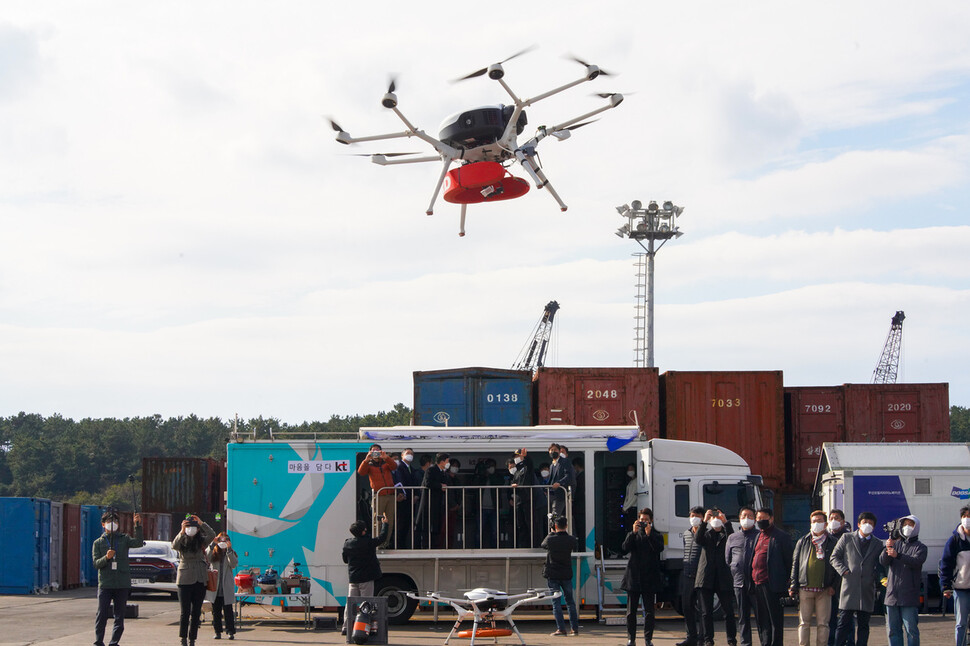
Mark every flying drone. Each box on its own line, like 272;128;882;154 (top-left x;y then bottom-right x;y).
406;587;561;645
330;49;624;236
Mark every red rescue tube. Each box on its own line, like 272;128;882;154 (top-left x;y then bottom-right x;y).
443;162;530;205
457;628;514;638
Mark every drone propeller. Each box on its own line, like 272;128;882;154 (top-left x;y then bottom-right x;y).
453;45;536;82
387;78;396;94
568;54;614;79
562;119;598;131
347;151;422;157
328;118;345;133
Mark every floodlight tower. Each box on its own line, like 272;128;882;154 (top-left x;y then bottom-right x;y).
614;200;685;368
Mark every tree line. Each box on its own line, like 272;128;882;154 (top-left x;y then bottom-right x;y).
0;404;411;507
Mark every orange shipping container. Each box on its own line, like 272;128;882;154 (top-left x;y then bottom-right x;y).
534;367;660;438
842;383;950;442
661;370;785;489
784;386;846;491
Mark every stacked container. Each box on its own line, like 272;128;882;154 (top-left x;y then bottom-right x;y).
62;503;82;589
661;371;786;489
784;386;846;491
142;457;224;515
413;368;534;427
0;498;52;594
80;504;104;586
534;367;660;437
50;501;64;591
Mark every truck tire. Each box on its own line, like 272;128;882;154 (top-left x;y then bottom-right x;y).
376;575;419;624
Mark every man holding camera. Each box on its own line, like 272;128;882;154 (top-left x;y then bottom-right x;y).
880;515;926;646
357;443;397;548
621;508;664;646
542;515;580;636
93;510;144;646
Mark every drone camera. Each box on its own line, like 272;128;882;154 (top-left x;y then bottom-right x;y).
381;92;398;109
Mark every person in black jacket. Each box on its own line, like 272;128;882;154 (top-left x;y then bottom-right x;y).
696;509;738;646
341;514;388;636
416;453;450;549
509;447;535;548
676;506;705;646
751;508;794;646
620;508;665;646
394;447;420;549
542;515;580;636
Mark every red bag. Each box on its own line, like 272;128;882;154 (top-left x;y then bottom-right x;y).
206;568;219;592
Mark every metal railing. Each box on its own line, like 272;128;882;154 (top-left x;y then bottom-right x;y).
369;484;572;550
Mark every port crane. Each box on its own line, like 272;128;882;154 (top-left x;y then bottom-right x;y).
871;310;905;383
512;301;560;373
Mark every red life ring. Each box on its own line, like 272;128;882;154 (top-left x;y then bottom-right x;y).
456;628;514;638
443;162;530;205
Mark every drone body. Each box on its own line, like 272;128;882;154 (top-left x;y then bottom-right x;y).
331;52;623;235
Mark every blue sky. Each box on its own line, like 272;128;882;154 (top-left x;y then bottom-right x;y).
1;2;967;421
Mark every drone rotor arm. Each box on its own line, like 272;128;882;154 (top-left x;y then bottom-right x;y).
370;154;442;166
546;96;621;134
338;130;413;145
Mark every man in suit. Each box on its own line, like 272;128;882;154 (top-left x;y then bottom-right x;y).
547;443;576;522
830;511;884;646
751;508;794;646
393;447;420;548
416;453;450;549
509;448;535;547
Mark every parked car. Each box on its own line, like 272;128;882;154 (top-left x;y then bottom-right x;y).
129;540;179;597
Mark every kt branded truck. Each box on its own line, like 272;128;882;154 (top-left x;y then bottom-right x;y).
226;425;766;622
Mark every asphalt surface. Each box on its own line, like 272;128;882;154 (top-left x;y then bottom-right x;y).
0;587;959;645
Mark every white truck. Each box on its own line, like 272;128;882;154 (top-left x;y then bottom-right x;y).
226;425;766;622
814;442;970;600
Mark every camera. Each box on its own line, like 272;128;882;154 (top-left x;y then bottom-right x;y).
883;519;902;540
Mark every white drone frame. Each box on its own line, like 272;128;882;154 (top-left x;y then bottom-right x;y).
331;57;623;235
406;587;562;645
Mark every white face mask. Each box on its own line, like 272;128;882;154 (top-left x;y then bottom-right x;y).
403;454;414;463
811;522;827;534
540;470;550;479
392;459;400;467
859;523;874;536
185;526;199;537
104;522;118;533
626;470;635;478
961;518;970;531
509;467;517;476
450;466;459;474
218;542;229;549
828;520;842;533
689;516;702;528
709;518;723;530
514;456;523;465
739;517;755;530
900;525;914;538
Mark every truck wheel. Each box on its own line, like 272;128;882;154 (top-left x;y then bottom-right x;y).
376;575;418;624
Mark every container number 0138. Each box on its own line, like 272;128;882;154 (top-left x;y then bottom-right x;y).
486;393;518;403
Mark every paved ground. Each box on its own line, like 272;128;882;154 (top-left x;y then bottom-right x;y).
0;588;959;645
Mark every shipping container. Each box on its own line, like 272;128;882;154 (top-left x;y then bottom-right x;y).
0;498;52;594
534;367;660;438
774;491;813;540
842;383;950;443
142;457;223;513
50;501;64;591
785;386;846;490
413;368;534;427
62;503;82;589
80;505;104;586
661;370;786;488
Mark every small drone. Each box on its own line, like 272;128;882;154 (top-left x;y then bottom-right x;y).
330;50;623;236
407;587;561;645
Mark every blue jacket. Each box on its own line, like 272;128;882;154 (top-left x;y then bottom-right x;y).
725;526;759;589
940;525;970;591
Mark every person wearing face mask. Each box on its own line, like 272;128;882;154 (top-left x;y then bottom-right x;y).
509;448;535;547
571;457;586;545
92;510;144;646
695;509;737;646
546;443;576;524
173;514;216;646
445;458;463;548
676;506;706;646
939;505;970;646
880;515;925;646
790;511;838;646
750;508;793;646
394;448;420;549
725;507;759;646
472;458;503;548
357;443;397;549
620;508;665;646
622;463;639;536
830;511;883;646
825;509;853;646
205;532;238;640
416;453;450;549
